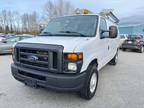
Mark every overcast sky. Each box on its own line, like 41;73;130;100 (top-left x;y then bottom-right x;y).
0;0;144;25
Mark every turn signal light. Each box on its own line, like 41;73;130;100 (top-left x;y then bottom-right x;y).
67;53;83;60
67;54;77;60
12;48;15;53
79;54;83;59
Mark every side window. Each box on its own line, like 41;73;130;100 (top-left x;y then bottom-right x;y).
100;18;108;37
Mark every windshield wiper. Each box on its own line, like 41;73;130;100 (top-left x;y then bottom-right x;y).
59;31;87;37
39;32;55;36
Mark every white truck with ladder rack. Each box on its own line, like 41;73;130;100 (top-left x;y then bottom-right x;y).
11;9;120;100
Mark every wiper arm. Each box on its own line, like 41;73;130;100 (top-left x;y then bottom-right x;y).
59;31;87;37
39;32;54;36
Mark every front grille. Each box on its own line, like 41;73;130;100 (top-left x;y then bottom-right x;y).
15;43;63;73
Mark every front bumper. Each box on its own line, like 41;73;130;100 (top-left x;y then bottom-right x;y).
11;63;86;92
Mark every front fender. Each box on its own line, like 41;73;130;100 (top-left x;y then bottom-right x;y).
74;37;103;72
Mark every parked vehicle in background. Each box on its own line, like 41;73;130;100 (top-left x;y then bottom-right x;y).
7;33;16;37
0;34;16;40
119;34;128;47
140;35;144;44
5;34;16;38
22;34;34;36
0;36;6;41
121;35;144;53
0;36;32;54
0;33;5;36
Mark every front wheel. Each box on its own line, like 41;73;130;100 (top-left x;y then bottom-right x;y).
78;64;98;100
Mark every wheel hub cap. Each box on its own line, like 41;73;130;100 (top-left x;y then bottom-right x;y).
141;47;144;52
115;54;118;63
90;73;97;93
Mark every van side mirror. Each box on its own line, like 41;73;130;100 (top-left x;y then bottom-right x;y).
100;30;109;39
109;26;118;38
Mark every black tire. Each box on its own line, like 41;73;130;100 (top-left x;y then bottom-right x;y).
109;52;118;65
78;64;98;100
122;48;126;51
139;46;144;53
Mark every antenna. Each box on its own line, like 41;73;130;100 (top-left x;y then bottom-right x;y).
99;9;119;24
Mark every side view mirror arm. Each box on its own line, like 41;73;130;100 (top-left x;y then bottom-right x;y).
100;30;110;39
100;26;118;39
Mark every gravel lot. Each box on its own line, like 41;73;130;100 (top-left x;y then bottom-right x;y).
0;50;144;108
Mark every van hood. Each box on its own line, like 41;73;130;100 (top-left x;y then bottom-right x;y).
19;36;90;52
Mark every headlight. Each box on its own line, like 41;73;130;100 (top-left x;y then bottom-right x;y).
68;63;77;71
64;53;83;73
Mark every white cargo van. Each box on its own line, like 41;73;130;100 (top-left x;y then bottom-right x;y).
11;9;120;100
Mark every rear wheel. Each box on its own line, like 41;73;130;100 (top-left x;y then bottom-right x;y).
78;64;98;100
122;48;126;51
139;46;144;53
109;52;118;65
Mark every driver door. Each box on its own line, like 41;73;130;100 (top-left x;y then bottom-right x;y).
99;18;110;66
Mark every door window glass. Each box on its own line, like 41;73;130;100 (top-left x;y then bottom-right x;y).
100;18;108;37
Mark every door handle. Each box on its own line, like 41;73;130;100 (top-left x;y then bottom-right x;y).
108;45;110;50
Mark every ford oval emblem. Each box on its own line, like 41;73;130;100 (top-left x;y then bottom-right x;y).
27;55;38;61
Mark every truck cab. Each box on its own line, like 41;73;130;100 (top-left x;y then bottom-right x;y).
11;9;120;100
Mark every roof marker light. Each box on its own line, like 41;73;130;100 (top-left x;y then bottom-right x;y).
84;9;89;14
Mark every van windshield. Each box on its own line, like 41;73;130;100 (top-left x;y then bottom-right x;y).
40;15;98;37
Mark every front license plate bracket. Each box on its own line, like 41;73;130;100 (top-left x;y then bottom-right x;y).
25;79;37;88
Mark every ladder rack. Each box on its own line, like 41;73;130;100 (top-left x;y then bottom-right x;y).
99;9;119;24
